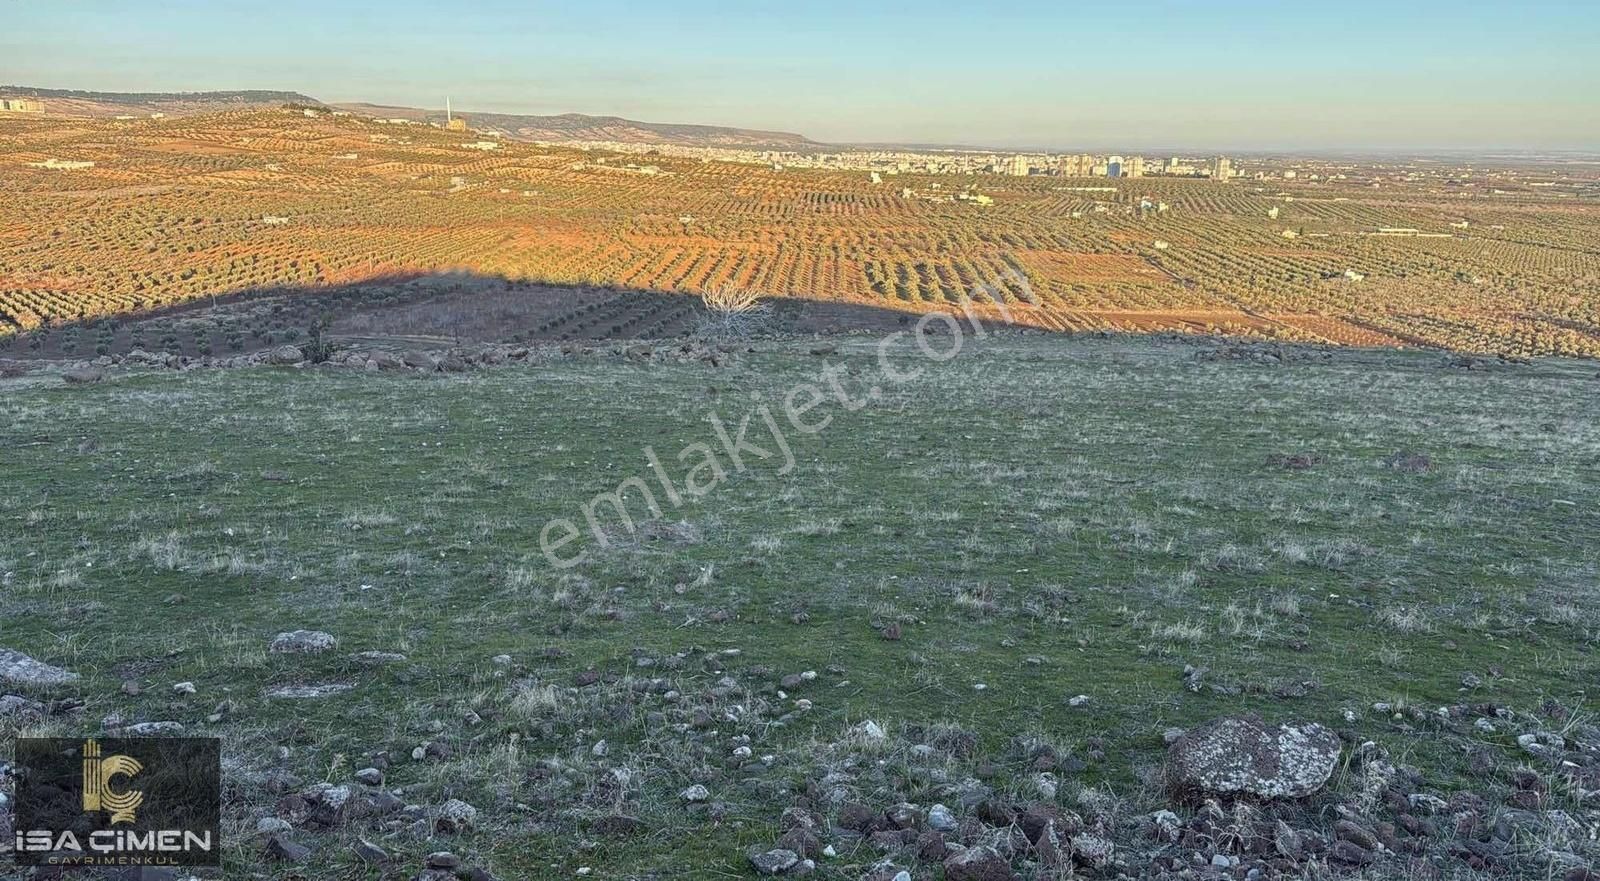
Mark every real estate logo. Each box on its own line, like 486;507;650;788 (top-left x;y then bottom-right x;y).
81;738;144;824
12;737;221;867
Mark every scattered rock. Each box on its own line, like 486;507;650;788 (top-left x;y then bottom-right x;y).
354;767;383;786
265;683;354;699
0;648;80;687
855;720;887;740
267;345;305;366
0;694;46;719
748;848;799;876
928;803;958;832
254;817;292;836
435;798;478;833
1072;833;1115;869
1166;715;1342;799
943;844;1016;881
681;784;710;803
1330;839;1374;866
1518;731;1564;759
119;721;184;735
265;834;310;862
63;367;106;384
1335;818;1380;852
426;852;461;870
269;630;337;654
351;838;389;862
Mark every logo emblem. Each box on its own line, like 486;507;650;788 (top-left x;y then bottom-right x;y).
81;738;144;824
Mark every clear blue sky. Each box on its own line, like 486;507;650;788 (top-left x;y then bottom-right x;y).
4;0;1597;151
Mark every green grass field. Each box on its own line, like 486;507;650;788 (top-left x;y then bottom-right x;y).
3;335;1599;879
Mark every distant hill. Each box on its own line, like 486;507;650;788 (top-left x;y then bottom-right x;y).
2;86;824;149
0;86;322;118
331;102;824;150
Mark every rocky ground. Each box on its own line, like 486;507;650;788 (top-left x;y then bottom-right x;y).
7;637;1600;880
3;334;1598;879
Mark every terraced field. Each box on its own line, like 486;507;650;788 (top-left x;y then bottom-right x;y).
2;110;1598;357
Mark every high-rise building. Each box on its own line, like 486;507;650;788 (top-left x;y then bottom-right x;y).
1106;155;1124;178
1058;154;1088;177
1213;156;1232;181
1007;155;1030;177
1128;156;1145;178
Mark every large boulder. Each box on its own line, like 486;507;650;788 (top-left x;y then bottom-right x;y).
0;648;80;687
369;351;405;371
267;345;304;366
1167;715;1341;799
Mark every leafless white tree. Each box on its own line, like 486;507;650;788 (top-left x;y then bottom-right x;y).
696;285;771;340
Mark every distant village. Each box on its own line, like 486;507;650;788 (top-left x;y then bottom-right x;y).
545;142;1245;182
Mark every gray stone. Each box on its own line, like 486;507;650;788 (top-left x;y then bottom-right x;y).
267;345;304;366
748;848;799;875
0;648;79;687
265;682;354;699
928;803;958;832
255;817;292;836
426;851;461;869
0;694;46;718
1330;840;1373;866
266;834;310;862
681;784;710;802
435;798;477;833
120;721;184;735
1072;833;1115;869
269;630;337;654
1167;715;1342;799
351;838;389;862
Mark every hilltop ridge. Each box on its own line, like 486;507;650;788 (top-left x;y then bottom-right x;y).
0;85;321;117
330;101;824;149
0;85;823;149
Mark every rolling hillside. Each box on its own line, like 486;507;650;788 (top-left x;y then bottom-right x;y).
331;102;824;149
0;86;322;117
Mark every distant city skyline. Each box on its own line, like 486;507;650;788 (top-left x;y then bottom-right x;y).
4;0;1598;152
